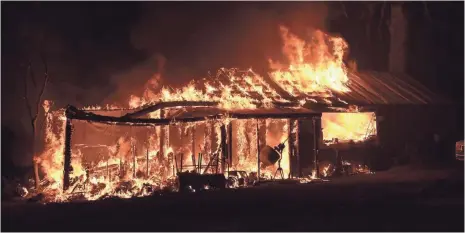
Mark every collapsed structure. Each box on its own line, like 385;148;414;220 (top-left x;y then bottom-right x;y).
35;26;447;202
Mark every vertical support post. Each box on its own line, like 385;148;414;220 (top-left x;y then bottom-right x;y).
191;127;196;172
256;119;260;182
216;153;220;174
63;117;72;191
210;123;215;161
191;153;196;173
295;120;300;177
119;157;123;178
172;154;175;176
198;153;203;174
312;116;321;178
146;148;149;177
203;122;210;164
180;153;184;173
227;122;233;171
132;140;136;178
258;119;267;153
220;124;227;173
288;119;301;178
168;152;174;177
106;157;110;182
173;152;178;175
159;109;166;161
288;119;294;179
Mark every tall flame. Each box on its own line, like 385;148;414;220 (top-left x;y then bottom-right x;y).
128;26;350;110
269;26;349;97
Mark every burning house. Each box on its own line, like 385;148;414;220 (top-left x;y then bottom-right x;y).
34;25;449;202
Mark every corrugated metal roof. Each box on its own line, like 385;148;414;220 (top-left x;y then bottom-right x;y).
168;106;317;119
335;71;448;105
260;70;445;106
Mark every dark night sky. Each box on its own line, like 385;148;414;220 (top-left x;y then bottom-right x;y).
1;2;464;166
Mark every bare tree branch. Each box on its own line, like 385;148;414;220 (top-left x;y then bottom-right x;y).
423;2;432;23
378;2;387;39
340;2;348;18
33;52;49;125
365;3;376;44
24;53;50;190
29;60;37;88
24;64;34;124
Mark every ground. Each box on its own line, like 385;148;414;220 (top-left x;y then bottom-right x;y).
2;163;463;231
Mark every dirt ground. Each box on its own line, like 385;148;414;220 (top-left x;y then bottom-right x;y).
2;163;463;231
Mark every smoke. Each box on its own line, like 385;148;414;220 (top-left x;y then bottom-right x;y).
2;2;330;166
109;2;329;106
104;54;166;105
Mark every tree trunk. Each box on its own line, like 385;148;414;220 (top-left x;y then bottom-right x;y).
389;4;407;73
25;56;49;191
34;160;40;189
31;120;40;190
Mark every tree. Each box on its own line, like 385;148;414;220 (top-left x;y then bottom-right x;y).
23;53;49;190
329;1;433;71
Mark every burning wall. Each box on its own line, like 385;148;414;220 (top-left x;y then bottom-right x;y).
230;119;292;179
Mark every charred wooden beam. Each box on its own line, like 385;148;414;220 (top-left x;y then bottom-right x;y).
159;109;165;163
66;105;320;126
209;123;217;173
220;125;227;173
123;101;219;118
119;157;123;178
304;102;353;111
293;119;300;177
288;119;301;177
227;122;233;170
288;119;295;178
258;119;267;153
256;119;260;181
191;127;196;172
203;122;212;161
198;153;203;174
233;112;320;121
180;153;184;173
63;118;73;191
312;116;322;178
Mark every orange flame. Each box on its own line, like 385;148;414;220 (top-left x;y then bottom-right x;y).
269;26;349;98
322;112;376;143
